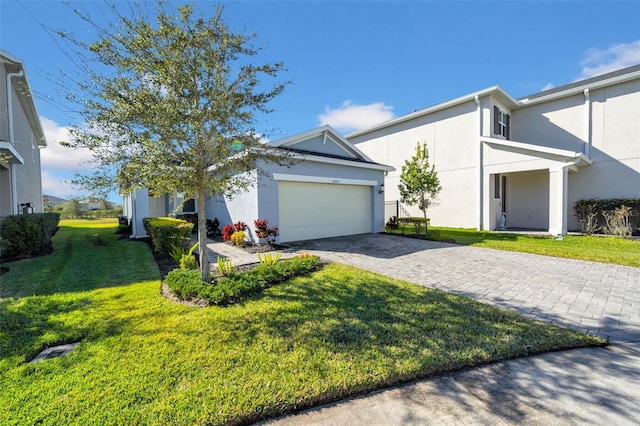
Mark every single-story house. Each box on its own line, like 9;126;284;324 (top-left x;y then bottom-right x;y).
123;126;393;242
347;64;640;234
0;49;47;216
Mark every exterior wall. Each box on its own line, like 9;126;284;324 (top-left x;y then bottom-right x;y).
0;58;44;216
505;170;549;230
350;100;480;228
206;159;386;243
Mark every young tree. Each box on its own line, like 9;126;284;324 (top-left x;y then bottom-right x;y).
398;142;442;233
58;2;292;281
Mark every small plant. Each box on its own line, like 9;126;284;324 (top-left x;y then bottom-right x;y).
234;221;248;232
257;252;282;265
231;230;246;246
206;218;221;237
603;205;632;237
222;224;235;242
386;216;399;230
295;252;314;259
254;219;279;244
217;257;234;276
180;242;199;270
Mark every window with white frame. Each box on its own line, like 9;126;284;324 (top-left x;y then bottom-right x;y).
493;106;510;140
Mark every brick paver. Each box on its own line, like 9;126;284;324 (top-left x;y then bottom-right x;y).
288;234;640;348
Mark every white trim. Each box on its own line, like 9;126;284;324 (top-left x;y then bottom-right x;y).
287;151;394;171
0;141;25;164
519;70;640;106
272;173;377;187
480;136;593;167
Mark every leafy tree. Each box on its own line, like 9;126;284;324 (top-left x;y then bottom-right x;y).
58;2;292;281
398;142;442;233
60;196;83;219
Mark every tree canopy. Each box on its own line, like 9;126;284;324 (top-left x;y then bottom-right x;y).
398;142;442;223
59;2;292;280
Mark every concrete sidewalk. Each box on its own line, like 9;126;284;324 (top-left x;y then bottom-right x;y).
263;345;640;425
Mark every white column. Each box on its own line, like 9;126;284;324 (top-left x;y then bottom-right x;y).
132;188;150;238
10;163;18;215
548;167;568;235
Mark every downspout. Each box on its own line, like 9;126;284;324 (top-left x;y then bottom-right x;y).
475;95;482;231
583;89;591;159
7;70;24;215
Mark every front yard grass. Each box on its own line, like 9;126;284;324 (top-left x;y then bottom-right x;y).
387;226;640;267
0;220;604;425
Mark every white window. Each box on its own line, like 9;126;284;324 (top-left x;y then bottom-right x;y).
493;106;510;139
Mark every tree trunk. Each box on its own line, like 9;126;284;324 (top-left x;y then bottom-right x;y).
422;198;428;237
197;187;210;282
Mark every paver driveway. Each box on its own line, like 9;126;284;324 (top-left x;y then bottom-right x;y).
289;233;640;350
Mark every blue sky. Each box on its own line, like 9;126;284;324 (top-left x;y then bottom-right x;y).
2;0;639;202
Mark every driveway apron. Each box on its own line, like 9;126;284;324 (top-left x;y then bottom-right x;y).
289;233;640;348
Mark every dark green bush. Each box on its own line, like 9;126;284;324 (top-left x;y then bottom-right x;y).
165;255;323;305
143;217;192;254
0;213;61;258
398;216;430;236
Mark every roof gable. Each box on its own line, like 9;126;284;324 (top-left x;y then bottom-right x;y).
269;125;375;163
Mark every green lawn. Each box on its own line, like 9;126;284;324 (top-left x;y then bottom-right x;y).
0;221;603;425
388;226;640;268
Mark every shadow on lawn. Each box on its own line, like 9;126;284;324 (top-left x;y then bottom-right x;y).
0;295;125;365
286;232;520;260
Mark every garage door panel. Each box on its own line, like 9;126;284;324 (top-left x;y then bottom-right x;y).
279;182;371;242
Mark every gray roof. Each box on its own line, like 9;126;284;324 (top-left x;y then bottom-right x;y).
519;64;640;101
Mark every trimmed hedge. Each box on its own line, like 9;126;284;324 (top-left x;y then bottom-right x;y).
0;213;61;258
143;217;193;254
166;255;323;305
574;198;640;234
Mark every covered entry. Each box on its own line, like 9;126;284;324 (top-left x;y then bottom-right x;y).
481;137;592;234
278;180;373;242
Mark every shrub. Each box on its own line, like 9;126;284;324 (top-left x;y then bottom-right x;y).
0;213;60;258
398;217;430;236
231;230;246;246
221;224;235;241
386;216;399;230
206;218;220;237
574;198;640;235
165;269;208;299
143;217;192;254
603;205;632;237
166;255;323;305
234;221;248;232
254;219;279;244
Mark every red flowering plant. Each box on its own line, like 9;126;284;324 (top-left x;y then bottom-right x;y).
221;224;235;242
234;221;248;231
254;219;279;245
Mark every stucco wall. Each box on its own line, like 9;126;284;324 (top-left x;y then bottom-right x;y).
206;158;387;242
350;99;480;228
506;170;549;230
9;85;43;213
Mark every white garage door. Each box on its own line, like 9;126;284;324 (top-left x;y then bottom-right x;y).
278;181;372;242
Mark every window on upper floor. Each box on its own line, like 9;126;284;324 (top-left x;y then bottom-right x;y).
493;106;510;140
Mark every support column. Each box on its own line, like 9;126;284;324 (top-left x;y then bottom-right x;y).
548;167;568;235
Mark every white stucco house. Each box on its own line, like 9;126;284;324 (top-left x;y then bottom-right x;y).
124;126;393;242
0;50;47;216
347;65;640;234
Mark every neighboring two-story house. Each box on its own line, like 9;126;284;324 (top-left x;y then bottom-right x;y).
0;50;47;216
347;65;640;234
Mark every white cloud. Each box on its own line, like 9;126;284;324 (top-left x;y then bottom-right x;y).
40;117;95;172
318;101;395;133
578;40;640;80
541;82;555;91
41;170;84;199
